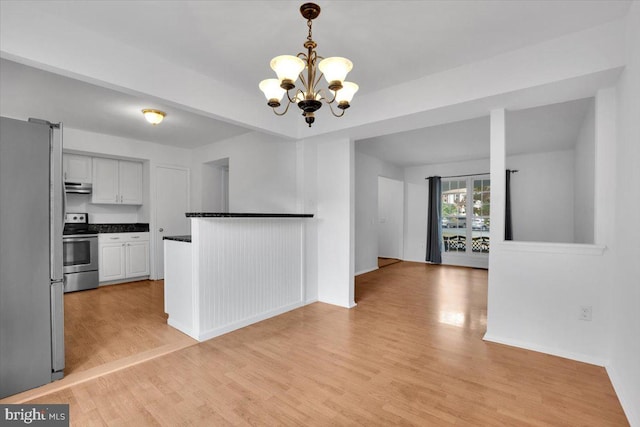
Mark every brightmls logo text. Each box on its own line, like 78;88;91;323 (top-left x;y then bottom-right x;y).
0;404;69;426
3;407;45;424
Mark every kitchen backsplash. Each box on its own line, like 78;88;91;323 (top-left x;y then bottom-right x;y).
66;193;143;224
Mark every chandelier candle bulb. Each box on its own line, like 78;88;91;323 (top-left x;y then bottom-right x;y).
258;2;357;127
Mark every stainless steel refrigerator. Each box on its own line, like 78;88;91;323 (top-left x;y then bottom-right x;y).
0;116;65;398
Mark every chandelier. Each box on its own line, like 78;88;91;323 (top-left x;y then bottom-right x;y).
259;3;358;127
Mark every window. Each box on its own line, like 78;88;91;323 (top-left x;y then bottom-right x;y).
441;177;490;254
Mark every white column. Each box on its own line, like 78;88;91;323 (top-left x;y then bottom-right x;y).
316;137;356;308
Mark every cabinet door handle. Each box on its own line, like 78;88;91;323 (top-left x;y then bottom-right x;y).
110;237;120;240
131;236;140;239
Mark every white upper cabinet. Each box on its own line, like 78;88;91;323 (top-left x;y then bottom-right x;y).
92;158;143;205
118;160;143;205
63;154;92;183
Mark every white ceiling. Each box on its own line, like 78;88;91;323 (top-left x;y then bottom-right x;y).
355;98;593;167
0;0;630;149
0;59;251;148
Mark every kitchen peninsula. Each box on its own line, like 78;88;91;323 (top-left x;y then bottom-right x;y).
163;213;313;341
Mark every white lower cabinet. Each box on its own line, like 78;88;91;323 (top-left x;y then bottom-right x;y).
99;233;149;282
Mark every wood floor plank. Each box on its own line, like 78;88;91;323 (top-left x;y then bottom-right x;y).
14;262;629;426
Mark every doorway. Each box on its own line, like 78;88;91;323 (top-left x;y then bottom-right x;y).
202;158;229;212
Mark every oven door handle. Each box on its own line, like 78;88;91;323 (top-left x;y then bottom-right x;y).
63;237;96;243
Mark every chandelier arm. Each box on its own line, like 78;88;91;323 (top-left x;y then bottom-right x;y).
271;100;294;117
285;89;299;104
315;88;336;104
325;101;346;118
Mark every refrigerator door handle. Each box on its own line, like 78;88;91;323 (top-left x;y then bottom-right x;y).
49;122;64;282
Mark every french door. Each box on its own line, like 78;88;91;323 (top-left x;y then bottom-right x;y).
441;176;490;256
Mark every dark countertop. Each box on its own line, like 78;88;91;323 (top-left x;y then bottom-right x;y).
185;213;314;218
89;223;150;233
163;235;192;243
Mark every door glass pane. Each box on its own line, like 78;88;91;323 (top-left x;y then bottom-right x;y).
472;179;490;253
442;179;467;253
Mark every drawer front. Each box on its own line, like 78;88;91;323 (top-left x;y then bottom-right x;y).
99;232;149;243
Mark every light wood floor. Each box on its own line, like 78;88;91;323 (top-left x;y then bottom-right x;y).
23;263;628;425
64;280;190;374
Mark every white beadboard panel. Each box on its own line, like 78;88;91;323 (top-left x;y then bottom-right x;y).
195;218;305;337
197;301;305;342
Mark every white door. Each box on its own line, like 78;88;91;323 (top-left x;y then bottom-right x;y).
377;176;404;259
155;166;190;279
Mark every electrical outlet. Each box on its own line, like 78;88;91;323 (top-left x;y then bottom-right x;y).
580;305;592;321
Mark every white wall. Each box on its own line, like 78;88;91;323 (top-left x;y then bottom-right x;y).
354;151;403;274
574;99;596;244
65;192;139;223
608;4;640;425
191;132;298;214
486;86;617;367
192;132;297;213
506;150;575;243
297;139;318;303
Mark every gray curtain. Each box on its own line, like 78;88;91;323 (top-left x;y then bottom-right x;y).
426;176;442;264
505;169;513;241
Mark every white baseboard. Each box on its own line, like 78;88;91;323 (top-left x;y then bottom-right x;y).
482;333;607;367
197;301;305;342
355;266;378;276
98;276;150;287
606;364;639;426
167;318;198;341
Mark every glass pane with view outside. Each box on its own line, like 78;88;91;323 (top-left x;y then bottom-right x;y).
441;179;467;252
472;179;490;253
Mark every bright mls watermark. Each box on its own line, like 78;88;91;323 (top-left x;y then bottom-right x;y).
0;404;69;426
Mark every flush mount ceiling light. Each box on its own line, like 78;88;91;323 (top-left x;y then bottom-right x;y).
259;2;358;127
141;109;166;125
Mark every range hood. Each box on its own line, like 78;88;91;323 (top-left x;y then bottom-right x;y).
65;182;92;194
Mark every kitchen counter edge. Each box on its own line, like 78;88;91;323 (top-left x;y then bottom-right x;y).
185;213;314;218
163;235;192;243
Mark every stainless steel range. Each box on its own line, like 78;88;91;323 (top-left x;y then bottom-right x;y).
63;212;98;292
